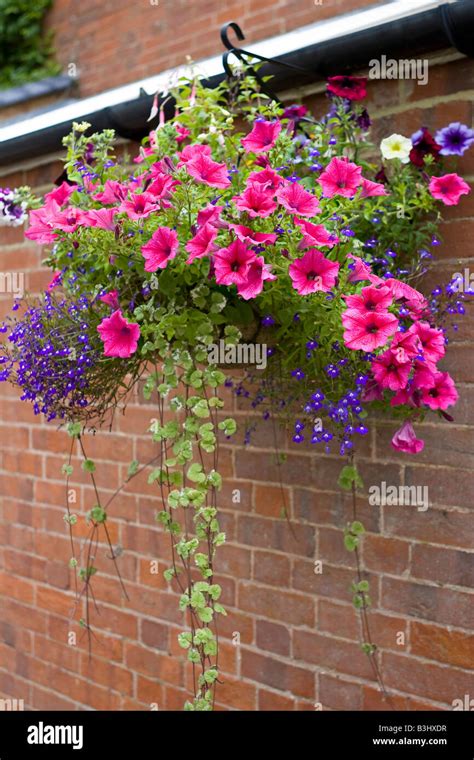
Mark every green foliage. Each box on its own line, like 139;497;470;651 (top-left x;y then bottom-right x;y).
344;520;365;552
338;465;364;492
0;0;60;89
67;422;82;438
87;505;107;524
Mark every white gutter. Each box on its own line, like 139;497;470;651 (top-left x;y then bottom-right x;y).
0;0;458;144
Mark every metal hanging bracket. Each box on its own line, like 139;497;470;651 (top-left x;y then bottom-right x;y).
220;20;315;100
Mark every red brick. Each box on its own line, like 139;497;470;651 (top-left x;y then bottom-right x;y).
31;685;77;711
241;650;314;699
362;685;411;711
257;688;296;710
363;534;410;576
410;621;474;669
382;651;472;705
36;586;75;618
238;514;315;557
293;630;376;681
293;559;359;604
34;634;80;673
81;654;134;695
381;577;474;629
214;675;257;711
0;571;34;605
319;673;362;710
135;674;164;707
412;544;474;587
385;505;474;550
125;643;183;686
318;527;357;568
239;583;313;627
254;484;292;518
140;619;168;651
256;620;290;657
214;543;252;579
253;550;291;587
293;488;381;533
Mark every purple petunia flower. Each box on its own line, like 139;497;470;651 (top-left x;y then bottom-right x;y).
434;122;474;156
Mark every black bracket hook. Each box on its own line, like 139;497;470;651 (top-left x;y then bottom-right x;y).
220;21;245;51
220;21;314;77
220;22;274;97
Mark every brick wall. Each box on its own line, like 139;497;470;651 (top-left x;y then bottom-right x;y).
0;4;473;712
45;0;377;98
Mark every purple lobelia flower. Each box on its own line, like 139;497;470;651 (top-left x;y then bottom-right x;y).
0;292;141;423
434;122;474;156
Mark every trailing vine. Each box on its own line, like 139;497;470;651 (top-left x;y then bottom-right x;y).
339;458;394;707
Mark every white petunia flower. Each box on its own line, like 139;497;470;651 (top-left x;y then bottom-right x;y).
380;133;412;163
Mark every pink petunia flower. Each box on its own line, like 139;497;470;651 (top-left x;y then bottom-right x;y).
295;218;339;249
342;311;398;351
407;321;445;366
276;180;320;217
185;154;231;189
247;167;282;194
384;278;427;317
361;378;384;402
119;192;158;220
25;206;58;244
318;157;363;198
93;180;128;204
346;254;383;285
236;256;276;300
229;224;277;247
82;208;117;230
289;249;339;295
241;120;282;153
412;362;436;390
360;178;388;198
133;146;155;164
371;349;411;391
428;173;470;206
97;310;140;358
45;181;78;206
43;202;85;232
234;186;278;218
390;387;417;407
390;330;421;365
420;371;458;410
179;144;212;164
141;226;179;271
343;284;393;316
185;224;218;263
254;155;270;169
197;203;226;229
214;240;256;286
149;157;175;177
100;290;120;309
147;172;179;202
391;420;424;454
175;123;191;143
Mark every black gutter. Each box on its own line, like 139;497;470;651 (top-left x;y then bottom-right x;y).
0;0;473;167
